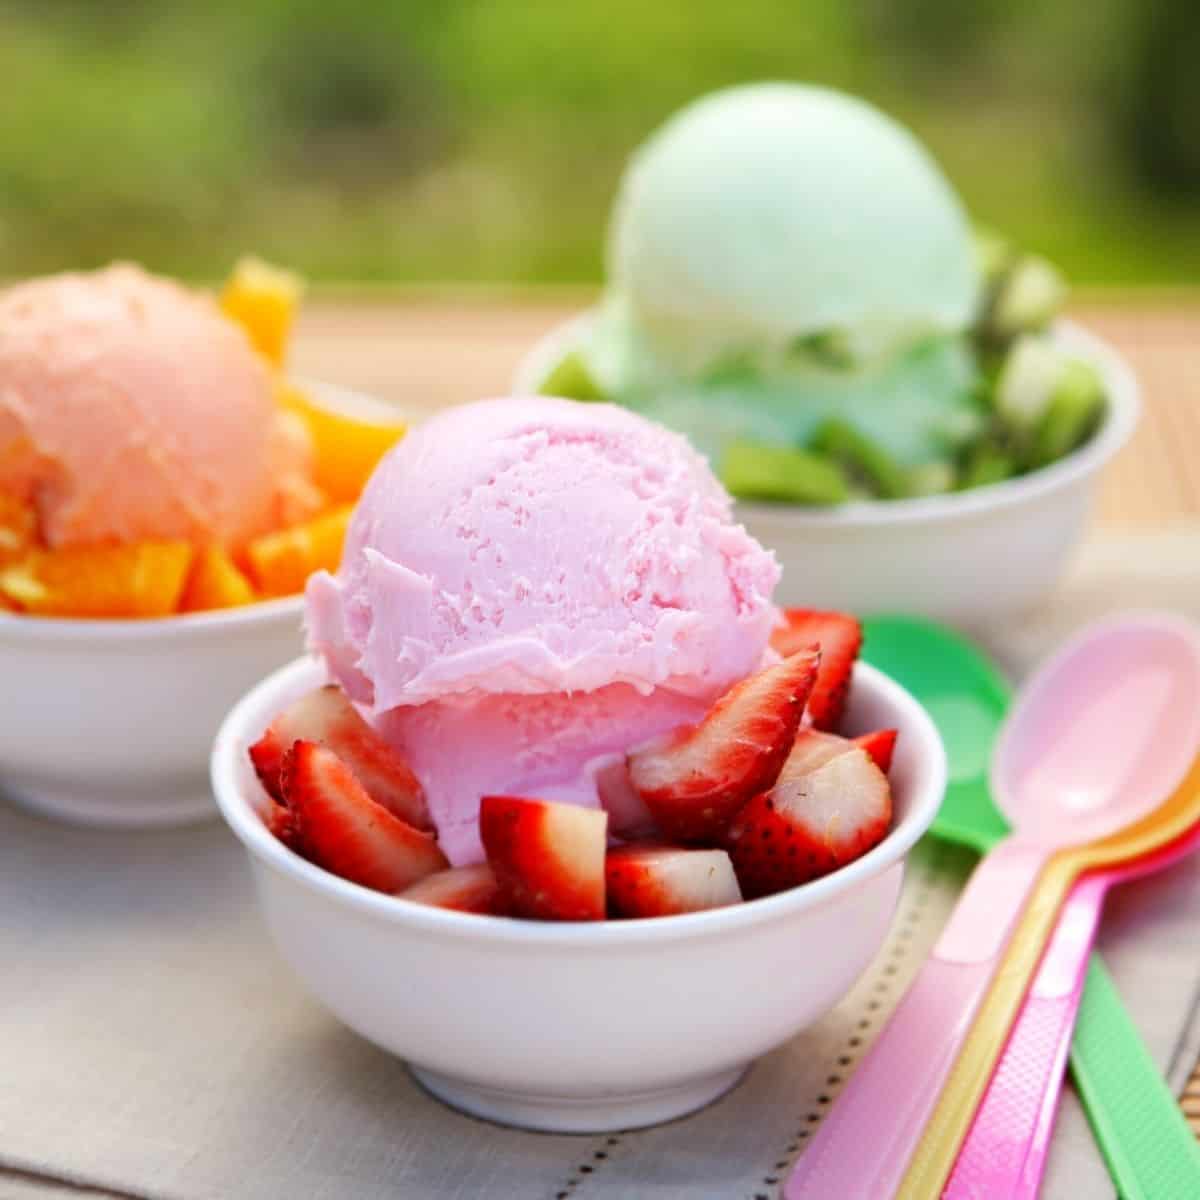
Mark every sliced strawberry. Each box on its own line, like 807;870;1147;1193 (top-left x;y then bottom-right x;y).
398;864;510;916
595;758;659;841
769;609;863;730
788;728;856;772
727;741;891;899
854;729;898;774
479;795;607;921
626;649;819;843
263;798;299;847
282;740;447;893
249;685;431;830
606;845;742;918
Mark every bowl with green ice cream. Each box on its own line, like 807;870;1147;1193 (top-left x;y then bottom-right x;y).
516;83;1138;621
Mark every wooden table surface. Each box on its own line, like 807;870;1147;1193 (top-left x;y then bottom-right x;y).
292;296;1200;1141
292;297;1200;531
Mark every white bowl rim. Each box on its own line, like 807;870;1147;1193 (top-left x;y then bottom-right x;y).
212;655;946;948
515;314;1140;528
0;592;305;644
0;376;389;644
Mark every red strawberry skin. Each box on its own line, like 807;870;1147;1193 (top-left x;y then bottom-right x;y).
627;649;819;843
480;795;607;922
770;609;863;730
727;744;891;899
854;729;898;774
249;727;288;801
249;685;431;830
606;845;742;918
399;865;510;916
282;741;447;893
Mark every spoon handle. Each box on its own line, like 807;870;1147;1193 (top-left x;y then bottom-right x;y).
1070;957;1200;1200
784;837;1049;1200
943;873;1107;1199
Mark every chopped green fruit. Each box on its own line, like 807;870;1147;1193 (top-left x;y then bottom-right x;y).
537;349;605;402
974;229;1016;290
810;417;911;499
701;347;759;385
959;443;1017;490
906;462;957;497
1027;360;1106;468
987;254;1067;342
721;441;851;505
996;336;1071;428
790;329;856;370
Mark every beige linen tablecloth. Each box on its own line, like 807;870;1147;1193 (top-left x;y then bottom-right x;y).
3;529;1200;1200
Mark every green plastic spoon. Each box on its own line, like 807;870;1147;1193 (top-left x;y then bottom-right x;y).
863;614;1200;1199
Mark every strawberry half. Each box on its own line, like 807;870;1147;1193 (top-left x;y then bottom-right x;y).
769;609;863;730
249;685;431;830
854;729;898;774
595;757;659;842
626;649;819;843
263;798;299;847
398;864;510;916
282;740;447;893
727;735;891;899
479;795;607;921
606;846;742;918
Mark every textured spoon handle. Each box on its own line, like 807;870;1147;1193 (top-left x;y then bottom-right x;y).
784;838;1048;1199
944;875;1106;1199
1070;955;1200;1200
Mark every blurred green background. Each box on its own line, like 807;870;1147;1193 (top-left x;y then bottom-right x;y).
1;0;1198;286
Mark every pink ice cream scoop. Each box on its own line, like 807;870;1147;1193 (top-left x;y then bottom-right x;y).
307;395;780;862
0;263;320;550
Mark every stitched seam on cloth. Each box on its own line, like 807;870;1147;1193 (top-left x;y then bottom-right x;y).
752;841;950;1198
549;1134;624;1198
0;1163;153;1200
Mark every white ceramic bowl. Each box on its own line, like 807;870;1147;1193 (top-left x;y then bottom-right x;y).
0;380;397;829
0;587;305;828
211;656;945;1132
516;318;1139;621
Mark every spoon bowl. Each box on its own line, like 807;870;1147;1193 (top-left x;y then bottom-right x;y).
993;614;1200;845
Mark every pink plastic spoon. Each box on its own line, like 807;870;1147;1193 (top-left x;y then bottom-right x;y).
786;613;1200;1200
945;815;1200;1198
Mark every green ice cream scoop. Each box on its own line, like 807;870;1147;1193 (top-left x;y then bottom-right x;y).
606;82;981;374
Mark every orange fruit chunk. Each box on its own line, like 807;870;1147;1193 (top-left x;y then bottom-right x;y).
281;383;406;503
0;493;36;567
220;257;303;366
0;541;194;618
245;505;351;598
182;545;257;612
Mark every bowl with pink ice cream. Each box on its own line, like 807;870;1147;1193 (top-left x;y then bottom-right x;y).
0;262;404;826
212;396;944;1131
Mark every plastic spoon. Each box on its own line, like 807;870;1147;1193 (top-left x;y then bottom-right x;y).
899;615;1200;1197
858;616;1200;1199
786;613;1200;1200
946;815;1200;1199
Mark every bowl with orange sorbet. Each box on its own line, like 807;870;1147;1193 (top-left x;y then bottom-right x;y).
0;259;407;826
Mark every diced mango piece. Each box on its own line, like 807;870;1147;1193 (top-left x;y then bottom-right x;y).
281;383;406;502
245;506;351;598
0;541;194;618
182;545;257;612
0;493;37;567
221;257;304;366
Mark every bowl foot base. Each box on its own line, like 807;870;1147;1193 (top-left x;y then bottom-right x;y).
2;777;217;828
409;1062;749;1132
